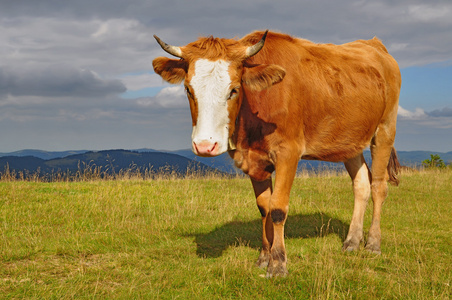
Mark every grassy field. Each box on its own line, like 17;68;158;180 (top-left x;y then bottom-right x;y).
0;169;451;299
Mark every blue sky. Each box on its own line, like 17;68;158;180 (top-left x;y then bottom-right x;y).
400;64;452;111
0;0;451;153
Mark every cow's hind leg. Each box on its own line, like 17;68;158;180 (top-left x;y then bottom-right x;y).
251;178;273;268
367;126;396;254
343;153;371;251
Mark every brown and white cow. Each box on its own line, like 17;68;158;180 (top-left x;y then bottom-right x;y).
152;30;401;277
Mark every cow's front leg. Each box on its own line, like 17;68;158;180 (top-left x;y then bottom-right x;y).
251;178;273;268
266;151;298;278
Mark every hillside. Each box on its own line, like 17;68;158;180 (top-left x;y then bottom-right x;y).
0;150;219;178
0;149;89;160
1;149;451;178
169;149;452;172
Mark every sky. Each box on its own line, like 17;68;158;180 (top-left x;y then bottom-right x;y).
0;0;451;153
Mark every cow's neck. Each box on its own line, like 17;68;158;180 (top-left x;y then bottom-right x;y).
227;95;276;181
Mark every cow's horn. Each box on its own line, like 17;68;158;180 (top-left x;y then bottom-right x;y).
245;30;268;58
153;35;183;58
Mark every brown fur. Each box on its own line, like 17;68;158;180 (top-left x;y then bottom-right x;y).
181;36;244;61
235;31;400;164
153;30;402;276
152;58;187;84
242;63;286;91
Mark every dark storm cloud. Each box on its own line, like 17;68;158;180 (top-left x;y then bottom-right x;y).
0;65;126;98
4;0;452;66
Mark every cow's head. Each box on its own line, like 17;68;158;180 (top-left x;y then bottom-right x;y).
152;30;285;157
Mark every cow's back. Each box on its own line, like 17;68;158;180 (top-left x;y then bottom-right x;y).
240;31;401;162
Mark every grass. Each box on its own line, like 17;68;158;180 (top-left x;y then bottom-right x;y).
0;169;451;299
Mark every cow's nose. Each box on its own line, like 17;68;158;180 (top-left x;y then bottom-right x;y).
193;141;219;157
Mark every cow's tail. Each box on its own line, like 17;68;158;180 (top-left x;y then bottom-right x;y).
387;147;401;186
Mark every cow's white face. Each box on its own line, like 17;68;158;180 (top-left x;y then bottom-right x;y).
187;59;235;156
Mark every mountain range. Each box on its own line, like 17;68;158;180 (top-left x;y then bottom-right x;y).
0;149;221;178
0;148;451;178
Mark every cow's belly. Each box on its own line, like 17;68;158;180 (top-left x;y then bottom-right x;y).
301;115;377;162
302;136;371;162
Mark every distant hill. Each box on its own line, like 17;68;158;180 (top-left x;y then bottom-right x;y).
0;149;89;160
1;149;451;178
168;150;240;174
0;150;220;178
166;149;452;172
394;150;452;166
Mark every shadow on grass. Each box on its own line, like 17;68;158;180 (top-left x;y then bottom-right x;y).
187;213;349;258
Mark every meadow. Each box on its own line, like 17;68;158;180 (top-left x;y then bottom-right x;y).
0;168;450;299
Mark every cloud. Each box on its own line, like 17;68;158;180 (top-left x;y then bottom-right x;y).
388;43;409;52
397;106;427;119
121;73;165;91
2;1;452;69
398;106;452;120
427;107;452;118
398;106;452;129
408;4;452;23
136;86;187;108
0;88;193;152
0;64;126;98
0;16;159;75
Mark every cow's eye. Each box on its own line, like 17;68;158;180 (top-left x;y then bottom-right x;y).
185;86;193;98
229;88;239;99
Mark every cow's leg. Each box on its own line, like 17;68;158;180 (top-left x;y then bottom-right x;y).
367;125;396;254
251;178;273;268
343;153;371;251
266;151;298;278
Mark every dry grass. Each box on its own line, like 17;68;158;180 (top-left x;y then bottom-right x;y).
0;161;232;182
0;168;450;299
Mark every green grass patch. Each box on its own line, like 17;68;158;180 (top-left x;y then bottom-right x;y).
0;170;451;298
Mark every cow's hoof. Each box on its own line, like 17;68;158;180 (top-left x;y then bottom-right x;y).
265;259;288;278
266;264;288;278
256;252;270;269
365;244;381;254
342;238;360;252
365;236;381;254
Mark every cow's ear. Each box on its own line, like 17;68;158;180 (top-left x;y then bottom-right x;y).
242;64;286;91
152;57;187;84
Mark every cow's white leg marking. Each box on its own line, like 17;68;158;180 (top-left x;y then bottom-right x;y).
343;153;371;251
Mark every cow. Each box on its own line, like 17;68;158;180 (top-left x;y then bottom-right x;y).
152;30;401;277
